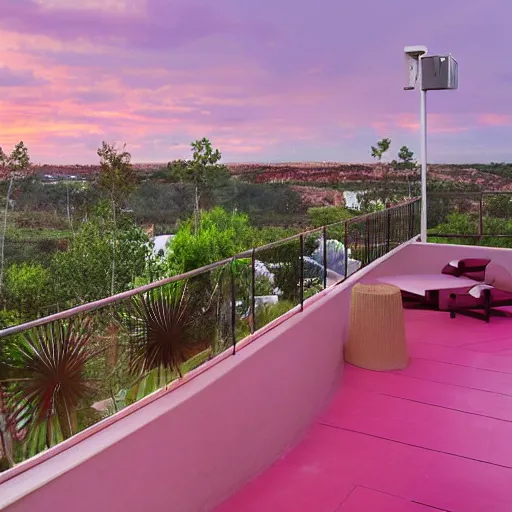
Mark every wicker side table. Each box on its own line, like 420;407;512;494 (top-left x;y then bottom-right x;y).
345;283;408;371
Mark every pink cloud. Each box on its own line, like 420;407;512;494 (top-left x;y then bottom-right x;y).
377;113;472;135
478;114;512;127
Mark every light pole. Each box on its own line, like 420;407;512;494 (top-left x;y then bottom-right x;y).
404;46;458;242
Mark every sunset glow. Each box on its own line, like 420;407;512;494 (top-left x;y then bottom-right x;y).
1;0;511;163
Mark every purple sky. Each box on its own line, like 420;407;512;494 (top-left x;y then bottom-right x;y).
0;0;511;164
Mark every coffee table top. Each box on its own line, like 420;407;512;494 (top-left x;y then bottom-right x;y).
376;274;477;297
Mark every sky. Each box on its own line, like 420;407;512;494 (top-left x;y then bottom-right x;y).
0;0;511;165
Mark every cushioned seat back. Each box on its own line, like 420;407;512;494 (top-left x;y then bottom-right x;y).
441;258;491;282
485;263;512;292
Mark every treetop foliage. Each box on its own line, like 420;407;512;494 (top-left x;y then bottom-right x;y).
371;138;391;161
168;207;255;273
97;141;137;206
166;138;230;190
391;145;417;171
0;142;30;174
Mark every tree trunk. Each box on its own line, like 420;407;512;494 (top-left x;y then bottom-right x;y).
0;177;13;291
56;403;77;441
66;181;74;235
194;185;200;235
0;387;14;468
111;196;117;296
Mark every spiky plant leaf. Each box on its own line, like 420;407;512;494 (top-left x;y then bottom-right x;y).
120;282;204;379
3;317;99;451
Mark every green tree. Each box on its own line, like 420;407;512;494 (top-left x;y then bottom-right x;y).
4;263;54;320
391;145;418;197
371;138;391;161
97;142;138;294
52;205;152;304
167;138;230;231
307;206;354;228
166;159;191;182
97;142;137;206
485;194;512;219
428;212;512;248
369;138;394;207
258;240;301;303
163;208;253;357
254;226;297;245
428;212;478;245
0;142;30;291
129;181;195;229
168;207;255;273
215;182;305;227
392;146;416;170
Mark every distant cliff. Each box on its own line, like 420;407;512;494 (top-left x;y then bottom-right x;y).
3;162;511;191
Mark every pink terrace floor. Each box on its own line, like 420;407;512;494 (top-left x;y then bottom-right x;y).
216;308;512;512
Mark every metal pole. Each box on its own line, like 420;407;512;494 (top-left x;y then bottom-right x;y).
420;81;428;242
299;235;304;311
365;217;370;265
322;226;327;289
343;221;349;280
250;248;256;334
408;202;414;239
230;258;236;355
385;207;391;254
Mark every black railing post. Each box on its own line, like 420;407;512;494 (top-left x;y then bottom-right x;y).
344;221;349;280
386;207;391;254
322;226;328;289
408;202;414;239
299;234;304;311
365;217;370;265
230;257;236;355
416;198;421;236
250;248;256;334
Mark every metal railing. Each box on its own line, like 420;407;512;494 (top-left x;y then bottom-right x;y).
428;191;512;244
0;198;420;471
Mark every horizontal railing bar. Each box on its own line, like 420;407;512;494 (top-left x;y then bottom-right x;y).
429;233;512;238
429;191;512;197
252;226;325;253
0;257;235;338
428;192;483;197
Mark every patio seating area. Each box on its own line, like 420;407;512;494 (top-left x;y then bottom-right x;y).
217;306;512;512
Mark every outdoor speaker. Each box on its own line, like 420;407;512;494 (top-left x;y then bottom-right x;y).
421;55;458;90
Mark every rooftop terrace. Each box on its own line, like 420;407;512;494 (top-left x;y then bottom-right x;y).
1;199;512;512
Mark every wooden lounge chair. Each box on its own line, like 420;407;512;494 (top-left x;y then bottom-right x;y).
377;258;512;322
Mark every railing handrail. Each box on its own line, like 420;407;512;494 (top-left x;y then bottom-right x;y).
430;233;512;238
429;191;512;197
0;197;421;339
0;258;234;338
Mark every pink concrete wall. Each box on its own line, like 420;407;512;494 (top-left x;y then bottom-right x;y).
2;283;352;512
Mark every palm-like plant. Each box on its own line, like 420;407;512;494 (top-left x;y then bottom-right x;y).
3;317;98;456
122;282;203;383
